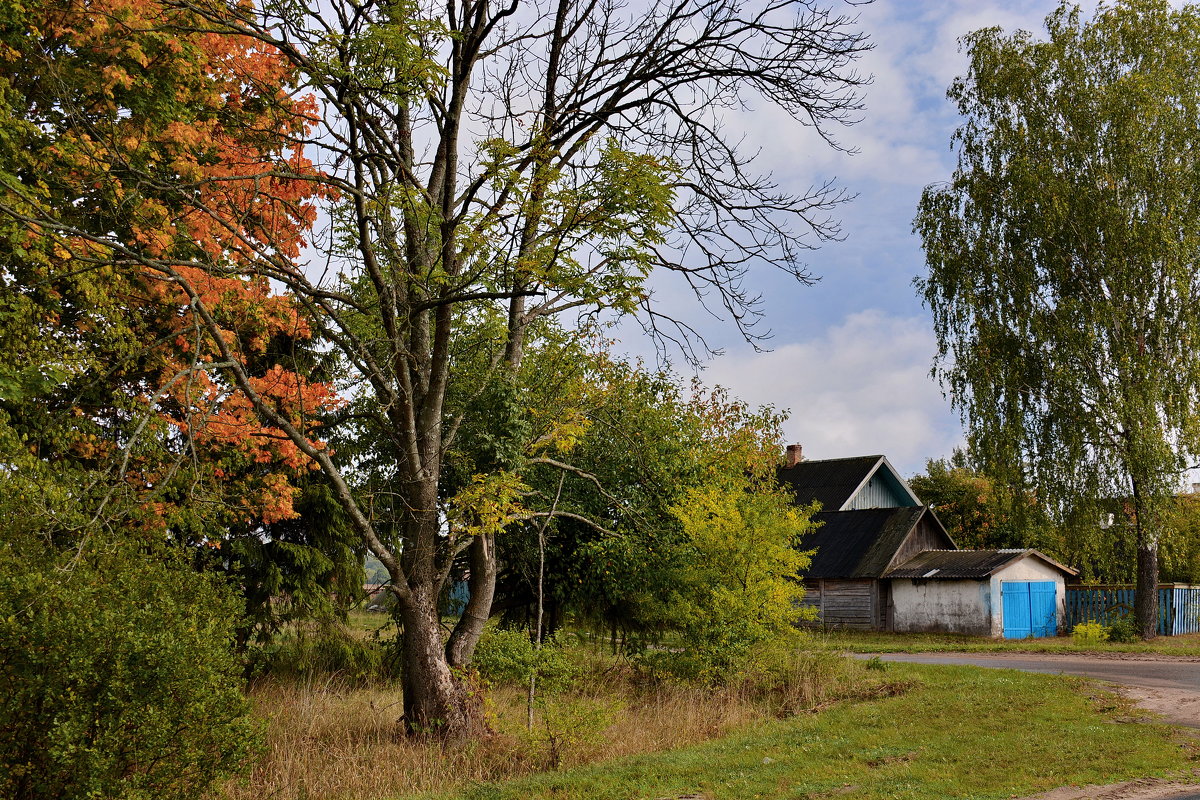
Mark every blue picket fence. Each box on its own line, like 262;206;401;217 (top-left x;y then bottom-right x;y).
1065;584;1200;636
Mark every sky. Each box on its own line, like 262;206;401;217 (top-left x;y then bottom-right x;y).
643;0;1098;479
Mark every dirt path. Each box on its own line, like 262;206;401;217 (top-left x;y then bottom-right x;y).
1019;777;1200;800
1124;686;1200;729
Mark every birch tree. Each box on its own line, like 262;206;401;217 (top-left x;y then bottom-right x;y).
916;0;1200;638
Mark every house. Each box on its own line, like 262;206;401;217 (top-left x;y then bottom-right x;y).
885;549;1078;637
778;446;1078;637
795;506;955;630
778;449;956;630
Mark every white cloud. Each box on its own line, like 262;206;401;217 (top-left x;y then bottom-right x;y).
700;309;963;477
725;1;1084;196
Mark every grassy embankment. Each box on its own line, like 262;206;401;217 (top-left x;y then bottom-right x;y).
225;616;1196;800
229;641;902;799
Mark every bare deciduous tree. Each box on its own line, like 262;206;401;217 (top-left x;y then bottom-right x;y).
17;0;871;737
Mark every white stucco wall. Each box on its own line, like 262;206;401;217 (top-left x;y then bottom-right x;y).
890;579;993;635
890;555;1068;637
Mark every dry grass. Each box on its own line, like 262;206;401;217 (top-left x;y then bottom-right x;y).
224;650;880;800
225;678;761;800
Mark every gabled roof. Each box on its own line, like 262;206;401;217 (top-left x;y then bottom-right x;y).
777;454;920;511
884;549;1079;580
800;506;933;579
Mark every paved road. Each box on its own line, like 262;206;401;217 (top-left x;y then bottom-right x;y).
865;652;1200;692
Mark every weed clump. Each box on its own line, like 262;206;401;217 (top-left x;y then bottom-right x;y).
1071;620;1109;646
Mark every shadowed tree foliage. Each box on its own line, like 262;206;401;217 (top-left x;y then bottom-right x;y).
1162;493;1200;584
909;452;1051;552
916;0;1200;638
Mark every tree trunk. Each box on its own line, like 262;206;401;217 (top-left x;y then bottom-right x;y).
1130;470;1160;640
397;587;481;738
445;533;497;667
1135;533;1159;640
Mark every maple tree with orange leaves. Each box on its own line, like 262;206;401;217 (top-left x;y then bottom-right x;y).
0;0;339;536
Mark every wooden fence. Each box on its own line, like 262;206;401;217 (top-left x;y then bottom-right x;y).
1065;584;1200;636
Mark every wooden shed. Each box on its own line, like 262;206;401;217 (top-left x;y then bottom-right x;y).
798;506;955;629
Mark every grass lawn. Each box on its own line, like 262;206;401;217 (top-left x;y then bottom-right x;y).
426;662;1196;800
345;608;394;636
803;629;1200;656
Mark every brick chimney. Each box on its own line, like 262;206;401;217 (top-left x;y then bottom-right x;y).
785;443;803;468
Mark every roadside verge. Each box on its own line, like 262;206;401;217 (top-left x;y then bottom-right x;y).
426;661;1192;800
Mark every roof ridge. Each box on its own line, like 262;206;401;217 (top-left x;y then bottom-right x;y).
792;454;883;464
814;505;923;513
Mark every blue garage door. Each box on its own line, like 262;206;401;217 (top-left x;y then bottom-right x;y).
1002;581;1058;639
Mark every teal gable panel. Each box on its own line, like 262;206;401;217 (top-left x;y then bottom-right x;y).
845;463;919;509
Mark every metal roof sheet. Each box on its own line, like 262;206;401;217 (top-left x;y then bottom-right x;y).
885;549;1078;579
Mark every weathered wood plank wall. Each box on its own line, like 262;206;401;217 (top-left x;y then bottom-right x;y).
800;579;878;629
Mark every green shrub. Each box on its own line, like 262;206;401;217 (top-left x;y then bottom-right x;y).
1106;616;1139;643
523;697;623;769
472;628;578;692
1071;620;1109;645
0;543;261;800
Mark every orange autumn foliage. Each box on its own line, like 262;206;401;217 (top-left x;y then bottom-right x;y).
2;0;338;527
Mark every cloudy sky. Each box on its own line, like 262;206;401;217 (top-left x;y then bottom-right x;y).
652;0;1096;478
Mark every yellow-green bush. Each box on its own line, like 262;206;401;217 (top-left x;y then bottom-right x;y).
1071;620;1109;645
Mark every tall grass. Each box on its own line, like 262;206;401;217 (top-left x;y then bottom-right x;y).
225;645;901;800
